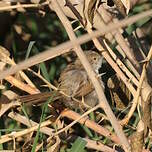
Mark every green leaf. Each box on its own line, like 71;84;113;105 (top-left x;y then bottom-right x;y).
39;62;50;83
135;17;151;27
25;41;35;59
69;137;87;152
125;17;152;35
81;125;93;138
48;62;56;81
21;104;32;127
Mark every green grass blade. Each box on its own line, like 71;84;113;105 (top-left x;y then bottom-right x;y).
31;93;56;152
21;103;32;127
39;62;50;83
69;137;87;152
25;41;35;59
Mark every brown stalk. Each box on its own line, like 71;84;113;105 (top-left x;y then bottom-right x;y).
65;0;85;26
8;111;117;152
0;46;39;93
5;76;40;94
50;0;130;151
98;5;141;77
121;45;152;125
0;119;51;144
61;109;120;144
103;40;139;87
0;2;49;11
0;9;152;80
84;138;118;152
87;28;136;96
8;112;53;135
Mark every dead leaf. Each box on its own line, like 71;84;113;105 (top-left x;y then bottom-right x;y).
107;74;131;110
0;46;15;65
3;90;18;100
0;85;5;90
0;100;20;117
120;0;139;14
0;90;20;117
87;0;98;25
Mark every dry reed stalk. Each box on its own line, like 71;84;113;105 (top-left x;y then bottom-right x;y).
121;45;152;125
0;101;20;117
61;109;120;144
0;46;39;93
0;2;151;151
98;5;141;72
0;9;152;80
50;1;130;151
5;76;39;94
84;138;118;152
87;28;136;96
0;119;52;144
9;110;119;151
8;112;53;135
0;1;49;11
103;40;139;87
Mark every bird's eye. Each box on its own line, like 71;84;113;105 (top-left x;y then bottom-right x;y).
93;57;97;60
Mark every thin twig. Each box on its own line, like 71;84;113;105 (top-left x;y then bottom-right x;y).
0;47;39;92
121;45;152;125
61;109;120;144
84;138;118;152
103;40;139;87
50;1;130;151
87;28;136;96
0;2;49;11
53;105;100;136
8;112;53;136
0;119;51;144
98;6;141;74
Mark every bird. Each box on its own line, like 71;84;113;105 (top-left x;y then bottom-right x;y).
1;50;104;109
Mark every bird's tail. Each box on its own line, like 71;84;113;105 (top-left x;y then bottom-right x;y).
18;91;62;105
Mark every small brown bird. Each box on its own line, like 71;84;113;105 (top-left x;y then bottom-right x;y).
56;50;104;108
9;50;104;109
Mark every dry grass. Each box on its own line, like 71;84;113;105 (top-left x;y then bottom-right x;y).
0;0;152;152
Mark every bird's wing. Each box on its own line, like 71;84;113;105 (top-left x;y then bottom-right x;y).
59;69;94;98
